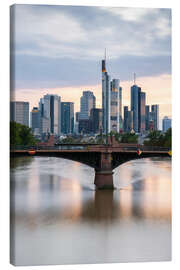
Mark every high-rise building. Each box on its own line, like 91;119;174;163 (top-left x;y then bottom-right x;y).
102;57;111;135
61;102;74;134
127;111;133;132
10;101;29;127
31;107;40;135
78;119;91;134
119;86;123;131
145;105;150;131
80;91;96;120
123;106;129;132
123;106;133;132
131;84;141;133
39;94;61;135
163;116;171;132
139;92;146;133
110;79;120;132
90;108;102;134
151;105;159;130
102;54;122;134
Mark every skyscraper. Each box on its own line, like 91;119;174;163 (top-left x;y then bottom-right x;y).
102;53;122;134
102;56;111;135
139;92;146;133
110;79;120;132
39;94;61;135
31;107;40;135
10;101;29;127
61;102;74;134
80;91;96;120
90;108;102;134
145;105;150;131
163;116;171;132
123;106;128;132
131;84;141;133
151;105;159;130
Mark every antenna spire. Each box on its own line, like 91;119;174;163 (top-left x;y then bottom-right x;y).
133;72;136;85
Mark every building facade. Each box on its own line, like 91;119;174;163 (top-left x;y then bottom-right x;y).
10;101;29;127
102;58;111;135
163;116;171;132
131;85;141;133
61;102;74;134
31;107;40;135
80;91;96;120
139;92;146;133
151;105;159;130
90;108;102;134
39;94;61;135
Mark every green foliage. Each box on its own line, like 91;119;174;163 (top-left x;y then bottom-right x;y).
144;128;171;148
120;133;138;143
10;121;37;147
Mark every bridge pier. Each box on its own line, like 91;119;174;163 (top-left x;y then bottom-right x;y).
94;152;114;189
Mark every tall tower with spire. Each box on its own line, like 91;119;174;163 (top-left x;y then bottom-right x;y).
102;49;111;135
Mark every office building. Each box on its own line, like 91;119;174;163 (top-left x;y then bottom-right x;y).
163;116;171;132
110;79;120;132
80;91;96;120
79;119;91;134
10;101;29;127
151;105;159;130
61;102;74;134
90;108;102;134
31;107;40;135
145;105;150;131
123;106;129;132
139;92;146;133
102;57;111;135
131;84;141;133
102;54;122;134
39;94;61;135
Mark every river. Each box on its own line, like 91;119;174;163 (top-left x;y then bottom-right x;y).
10;156;171;266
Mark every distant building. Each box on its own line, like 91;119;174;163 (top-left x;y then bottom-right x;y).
131;84;141;133
151;105;159;130
40;116;50;135
123;106;129;132
102;57;111;134
31;107;40;135
75;112;81;122
61;102;74;134
139;92;146;133
145;105;150;131
39;94;61;135
163;116;171;132
110;79;120;132
90;108;102;134
80;91;96;120
79;119;91;134
10;101;29;127
127;111;133;132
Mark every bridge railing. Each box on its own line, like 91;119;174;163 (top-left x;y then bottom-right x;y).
11;144;170;152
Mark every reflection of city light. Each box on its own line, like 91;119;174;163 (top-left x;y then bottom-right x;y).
59;178;82;221
119;190;132;218
142;176;171;220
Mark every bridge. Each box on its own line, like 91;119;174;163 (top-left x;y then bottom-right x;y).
11;139;171;189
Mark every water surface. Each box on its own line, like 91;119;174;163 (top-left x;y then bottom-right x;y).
10;156;171;266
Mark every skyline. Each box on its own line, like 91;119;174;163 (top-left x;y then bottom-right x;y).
11;4;172;124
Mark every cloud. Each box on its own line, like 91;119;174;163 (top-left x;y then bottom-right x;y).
11;4;171;90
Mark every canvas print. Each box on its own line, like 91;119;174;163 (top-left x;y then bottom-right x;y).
10;4;172;266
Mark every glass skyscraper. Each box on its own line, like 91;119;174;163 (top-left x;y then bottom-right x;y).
80;91;96;120
61;102;74;134
38;94;61;135
151;105;159;130
131;85;141;133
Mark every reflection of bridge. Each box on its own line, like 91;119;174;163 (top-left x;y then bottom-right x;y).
11;141;171;189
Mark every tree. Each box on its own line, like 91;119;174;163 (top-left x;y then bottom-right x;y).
144;128;171;147
10;121;37;147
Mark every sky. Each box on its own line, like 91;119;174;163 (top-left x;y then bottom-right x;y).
11;4;172;122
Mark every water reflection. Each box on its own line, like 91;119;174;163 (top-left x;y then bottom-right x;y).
10;156;171;265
